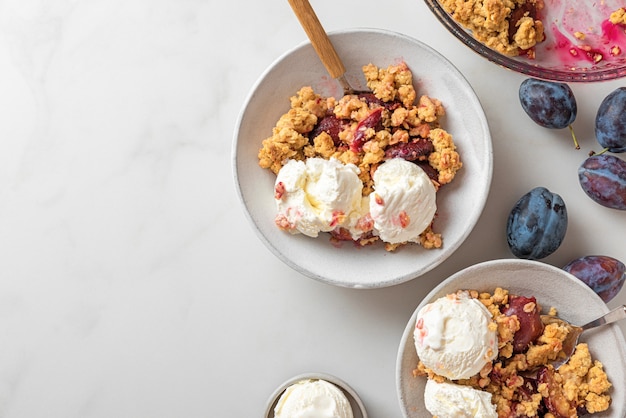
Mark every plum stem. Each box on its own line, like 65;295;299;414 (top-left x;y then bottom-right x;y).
588;148;610;156
568;125;580;150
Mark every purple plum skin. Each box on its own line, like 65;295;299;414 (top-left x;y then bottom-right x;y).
519;78;577;129
563;255;626;303
506;187;568;260
595;87;626;153
578;154;626;210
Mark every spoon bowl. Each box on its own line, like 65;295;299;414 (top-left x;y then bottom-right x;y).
543;305;626;370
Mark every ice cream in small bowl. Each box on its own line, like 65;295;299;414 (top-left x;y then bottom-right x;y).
233;28;492;288
397;259;626;418
264;373;368;418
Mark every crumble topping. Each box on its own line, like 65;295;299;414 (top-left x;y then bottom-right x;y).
438;0;545;57
414;288;612;417
258;62;463;251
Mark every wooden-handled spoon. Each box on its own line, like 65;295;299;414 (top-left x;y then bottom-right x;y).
286;0;359;94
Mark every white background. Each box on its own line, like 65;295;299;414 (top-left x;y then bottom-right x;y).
0;0;624;417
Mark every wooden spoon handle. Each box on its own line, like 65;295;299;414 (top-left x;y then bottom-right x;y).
287;0;346;79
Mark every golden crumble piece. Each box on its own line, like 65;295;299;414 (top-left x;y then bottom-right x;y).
361;139;385;165
363;63;397;103
334;148;361;167
481;0;511;32
416;95;445;123
363;62;416;107
492;287;509;304
418;227;442;249
557;343;611;413
337;122;356;145
513;16;544;51
610;7;626;25
275;107;318;134
290;86;328;119
258;89;320;174
585;392;611;414
610;45;622;57
333;95;370;120
404;107;426;129
258;129;309;174
312;132;336;159
390;107;409;127
525;323;568;367
511;394;543;417
587;362;612;394
384;241;402;252
495;314;519;350
428;128;463;185
390;128;410;145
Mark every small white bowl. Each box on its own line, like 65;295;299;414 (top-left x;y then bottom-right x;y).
264;372;368;418
396;259;626;418
233;28;492;288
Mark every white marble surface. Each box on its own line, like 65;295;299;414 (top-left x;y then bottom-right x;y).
0;0;624;417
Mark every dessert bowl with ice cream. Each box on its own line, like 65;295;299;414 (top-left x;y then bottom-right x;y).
233;28;492;288
397;259;626;417
262;61;459;252
264;373;367;418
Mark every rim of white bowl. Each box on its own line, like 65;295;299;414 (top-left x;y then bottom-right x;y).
264;372;368;418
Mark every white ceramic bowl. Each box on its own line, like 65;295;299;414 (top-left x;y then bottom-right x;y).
233;28;492;288
264;372;368;418
396;259;626;418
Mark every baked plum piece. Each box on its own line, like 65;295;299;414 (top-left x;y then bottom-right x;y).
502;295;544;353
537;366;577;417
385;138;434;161
308;114;348;147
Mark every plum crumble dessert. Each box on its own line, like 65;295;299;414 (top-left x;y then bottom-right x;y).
438;0;545;57
414;288;612;417
258;62;462;251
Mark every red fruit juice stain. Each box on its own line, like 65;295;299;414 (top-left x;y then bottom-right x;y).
548;19;626;67
601;19;626;58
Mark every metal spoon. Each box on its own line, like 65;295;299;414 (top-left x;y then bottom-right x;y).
287;0;360;95
542;305;626;370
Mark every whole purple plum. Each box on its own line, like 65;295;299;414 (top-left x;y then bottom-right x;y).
563;255;626;302
519;78;577;129
506;187;568;260
519;78;579;149
578;154;626;210
595;87;626;153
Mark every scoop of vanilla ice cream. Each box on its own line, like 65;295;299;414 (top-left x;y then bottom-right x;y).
274;158;366;238
424;380;497;418
274;379;354;418
369;158;436;244
414;292;498;380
